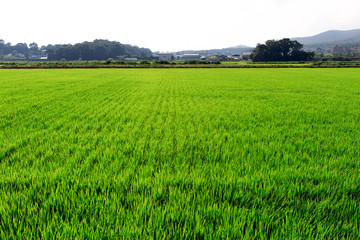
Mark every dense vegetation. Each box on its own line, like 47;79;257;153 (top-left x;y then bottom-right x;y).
0;39;152;61
1;69;360;238
47;40;152;61
250;38;314;62
0;39;41;59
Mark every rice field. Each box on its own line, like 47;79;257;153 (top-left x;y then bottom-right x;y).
1;68;360;239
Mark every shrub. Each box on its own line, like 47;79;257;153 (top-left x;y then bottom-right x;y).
155;60;170;64
106;58;114;65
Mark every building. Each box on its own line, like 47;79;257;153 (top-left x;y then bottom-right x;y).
218;55;228;61
158;53;173;61
125;58;138;61
175;55;184;61
330;45;346;54
183;54;200;61
206;55;220;61
232;54;241;60
241;52;252;60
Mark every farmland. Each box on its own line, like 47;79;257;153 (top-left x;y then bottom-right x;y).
1;69;360;238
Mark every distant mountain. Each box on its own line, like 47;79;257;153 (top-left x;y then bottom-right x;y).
228;44;253;49
175;45;253;56
292;29;360;50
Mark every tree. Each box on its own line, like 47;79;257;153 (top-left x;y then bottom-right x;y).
250;38;314;62
0;39;4;51
0;39;4;58
29;42;39;53
13;43;29;54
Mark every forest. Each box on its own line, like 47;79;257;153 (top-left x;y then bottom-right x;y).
0;39;153;61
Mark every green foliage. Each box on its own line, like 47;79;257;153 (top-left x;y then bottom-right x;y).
114;60;126;65
1;69;360;238
46;40;152;61
183;60;212;64
155;60;170;64
312;60;360;67
0;40;45;60
250;38;314;62
105;58;114;65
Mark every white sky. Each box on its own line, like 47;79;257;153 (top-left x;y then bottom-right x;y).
1;0;360;52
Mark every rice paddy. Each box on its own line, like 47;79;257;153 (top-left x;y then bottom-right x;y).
1;68;360;239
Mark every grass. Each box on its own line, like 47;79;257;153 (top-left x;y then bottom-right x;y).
1;68;360;239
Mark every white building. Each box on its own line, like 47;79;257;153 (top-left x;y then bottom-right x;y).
124;58;138;61
158;53;173;61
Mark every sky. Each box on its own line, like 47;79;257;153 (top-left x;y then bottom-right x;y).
1;0;360;52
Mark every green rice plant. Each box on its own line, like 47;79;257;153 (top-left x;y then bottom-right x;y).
0;68;360;239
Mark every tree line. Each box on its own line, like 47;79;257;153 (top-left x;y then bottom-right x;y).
0;40;42;59
1;38;315;62
0;39;153;61
47;40;152;61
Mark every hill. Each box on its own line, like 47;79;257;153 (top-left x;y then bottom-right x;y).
292;29;360;50
175;45;253;56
